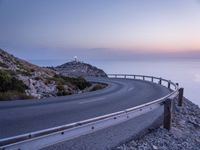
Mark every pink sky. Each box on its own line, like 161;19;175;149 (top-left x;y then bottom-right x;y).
0;0;200;60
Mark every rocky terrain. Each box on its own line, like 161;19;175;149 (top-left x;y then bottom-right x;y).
0;49;95;100
115;98;200;150
55;60;107;77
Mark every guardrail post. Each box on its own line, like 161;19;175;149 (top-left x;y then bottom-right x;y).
124;75;126;78
151;77;154;82
178;88;184;106
168;82;170;89
143;76;145;80
115;75;117;78
133;75;135;79
159;78;162;84
164;98;172;130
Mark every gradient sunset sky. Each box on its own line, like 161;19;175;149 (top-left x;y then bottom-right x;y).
0;0;200;61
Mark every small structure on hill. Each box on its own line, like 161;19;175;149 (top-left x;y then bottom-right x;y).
74;56;79;62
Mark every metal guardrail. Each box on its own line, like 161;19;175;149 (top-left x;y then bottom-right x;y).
0;74;183;150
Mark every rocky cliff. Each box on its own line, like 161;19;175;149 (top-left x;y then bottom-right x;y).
55;61;107;77
0;49;91;100
116;98;200;150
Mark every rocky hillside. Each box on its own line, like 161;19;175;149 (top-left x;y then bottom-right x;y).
55;61;107;77
116;98;200;150
0;49;91;100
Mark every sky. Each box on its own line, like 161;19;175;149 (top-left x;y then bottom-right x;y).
0;0;200;63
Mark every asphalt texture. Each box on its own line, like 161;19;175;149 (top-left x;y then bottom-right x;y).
0;77;171;139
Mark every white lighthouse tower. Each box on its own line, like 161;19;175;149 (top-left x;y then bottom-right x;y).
74;56;79;62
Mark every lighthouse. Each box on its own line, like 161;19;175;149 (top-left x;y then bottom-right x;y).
74;56;79;62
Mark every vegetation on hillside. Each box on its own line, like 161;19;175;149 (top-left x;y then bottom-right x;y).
0;70;31;100
47;75;92;96
90;84;106;92
56;84;71;96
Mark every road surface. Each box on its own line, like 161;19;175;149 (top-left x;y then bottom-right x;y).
0;77;170;139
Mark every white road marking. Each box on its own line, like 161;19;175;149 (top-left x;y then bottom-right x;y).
128;87;135;91
79;97;106;104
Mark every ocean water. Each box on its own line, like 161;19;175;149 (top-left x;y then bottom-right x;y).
94;59;200;106
30;59;200;106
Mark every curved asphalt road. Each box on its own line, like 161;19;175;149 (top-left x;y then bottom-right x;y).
0;77;171;139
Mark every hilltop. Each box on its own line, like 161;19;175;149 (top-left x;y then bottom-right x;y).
0;49;92;100
55;61;107;77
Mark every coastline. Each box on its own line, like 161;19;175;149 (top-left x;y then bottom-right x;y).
115;98;200;150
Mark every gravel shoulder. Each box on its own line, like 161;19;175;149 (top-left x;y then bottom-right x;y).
115;98;200;150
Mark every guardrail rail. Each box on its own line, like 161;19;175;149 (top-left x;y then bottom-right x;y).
0;74;184;150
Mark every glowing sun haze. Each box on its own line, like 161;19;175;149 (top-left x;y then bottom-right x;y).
0;0;200;61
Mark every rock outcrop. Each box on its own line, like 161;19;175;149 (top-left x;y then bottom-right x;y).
55;61;107;77
0;49;91;99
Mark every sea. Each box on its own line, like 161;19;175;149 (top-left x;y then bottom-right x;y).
30;59;200;106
